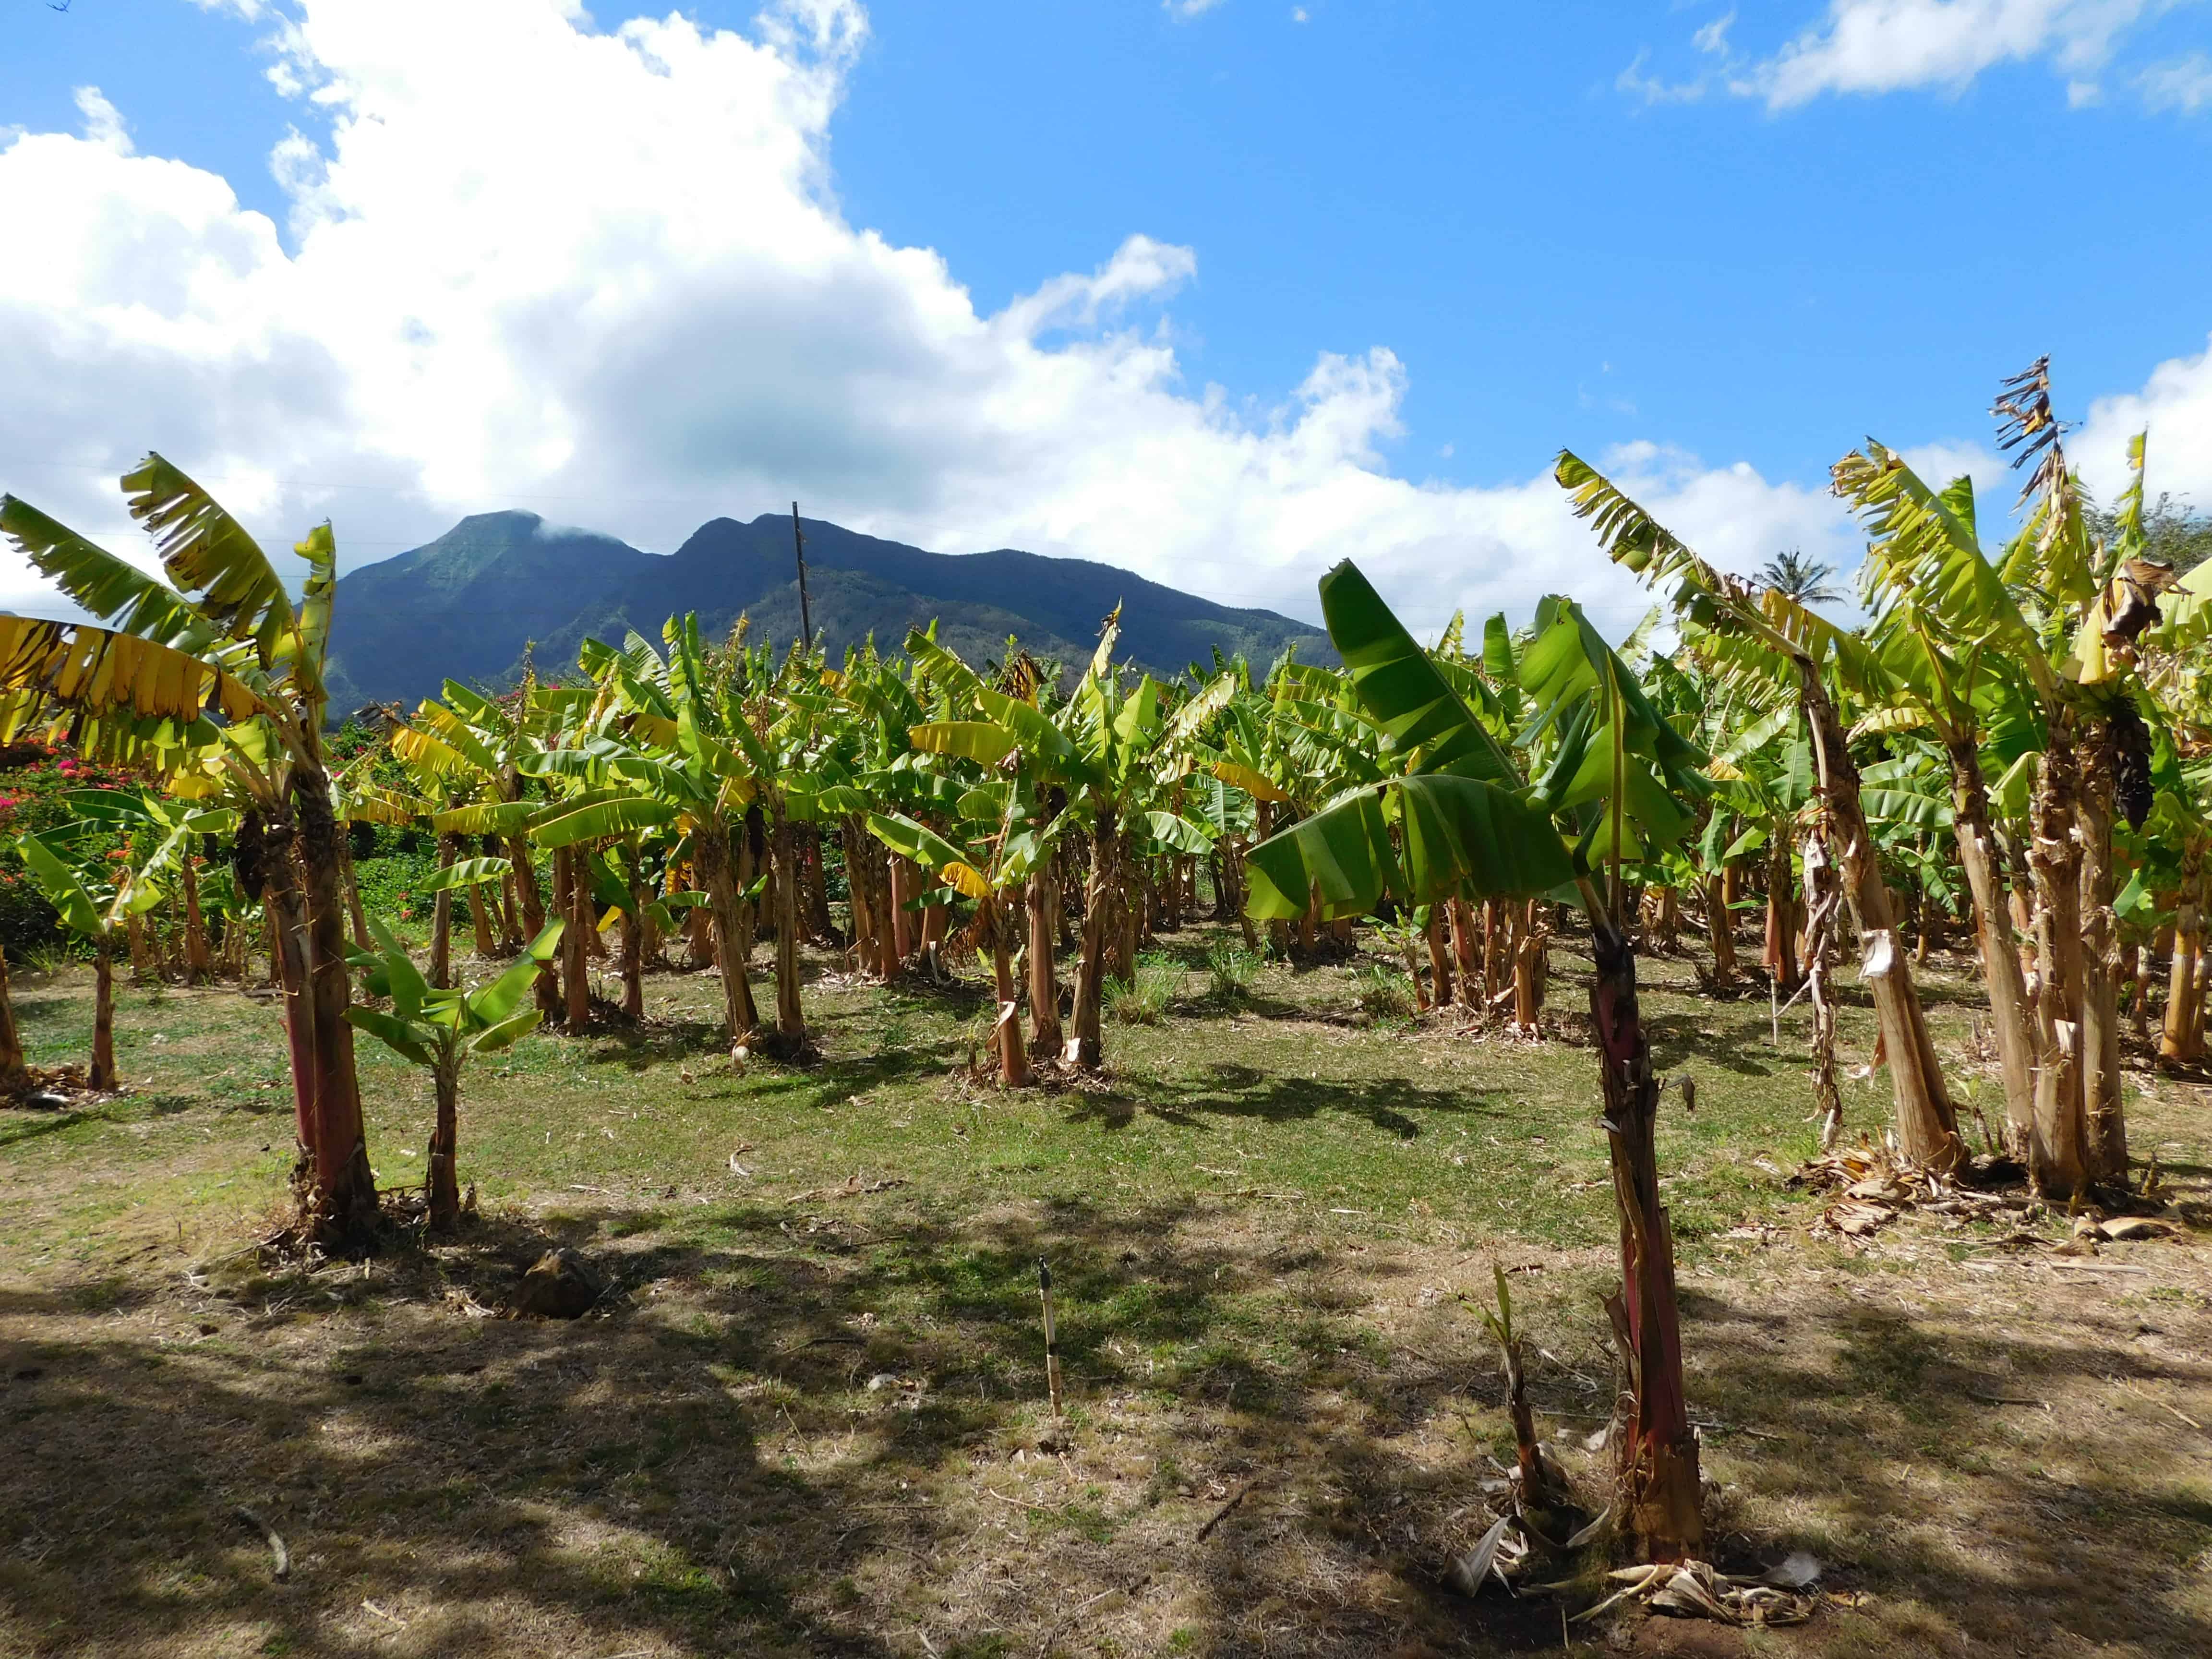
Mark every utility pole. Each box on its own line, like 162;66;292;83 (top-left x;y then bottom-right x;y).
791;501;814;653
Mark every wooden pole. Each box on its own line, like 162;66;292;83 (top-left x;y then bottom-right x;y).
791;501;813;653
1037;1258;1064;1427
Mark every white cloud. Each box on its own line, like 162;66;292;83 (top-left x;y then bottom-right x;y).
2139;51;2212;108
0;0;2165;651
1617;9;1743;104
2078;335;2212;509
1847;342;2212;542
1746;0;2168;108
1165;0;1227;18
71;87;132;155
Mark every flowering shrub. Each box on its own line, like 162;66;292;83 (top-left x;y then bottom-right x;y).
0;742;138;957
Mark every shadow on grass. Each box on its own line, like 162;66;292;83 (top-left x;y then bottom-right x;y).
0;1195;1505;1657
1064;1060;1502;1141
0;1108;106;1152
3;1190;2210;1658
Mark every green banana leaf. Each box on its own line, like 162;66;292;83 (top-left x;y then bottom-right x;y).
421;856;513;894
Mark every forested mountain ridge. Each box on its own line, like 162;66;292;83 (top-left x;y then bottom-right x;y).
322;509;1334;711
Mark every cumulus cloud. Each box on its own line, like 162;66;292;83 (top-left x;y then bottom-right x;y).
0;0;2179;653
1743;0;2171;108
2077;335;2212;507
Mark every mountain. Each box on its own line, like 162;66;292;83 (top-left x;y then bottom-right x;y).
321;510;1334;713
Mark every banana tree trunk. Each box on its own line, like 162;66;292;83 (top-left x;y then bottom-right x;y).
1483;898;1507;1004
509;832;559;1020
2162;842;2202;1062
468;877;496;962
90;937;117;1092
292;768;378;1241
921;896;948;979
181;853;213;985
1703;874;1738;989
0;945;26;1094
802;824;837;945
1225;843;1261;949
1056;845;1077;953
256;815;319;1166
769;800;806;1051
126;910;156;985
696;821;760;1049
889;854;914;965
429;832;457;990
2077;727;2128;1183
1944;736;2039;1153
498;865;522;954
426;1058;462;1235
619;840;646;1023
1027;866;1063;1058
337;830;370;952
2195;949;2212;1061
1449;896;1480;989
561;844;591;1034
1803;829;1844;1147
878;843;903;976
1762;836;1800;996
1425;907;1455;1007
2029;721;2090;1194
988;895;1030;1087
1587;910;1702;1561
1801;672;1960;1170
685;879;715;969
1253;803;1290;958
1512;900;1546;1030
1068;814;1115;1070
844;817;879;977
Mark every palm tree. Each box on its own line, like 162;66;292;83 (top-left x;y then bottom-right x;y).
1757;549;1843;605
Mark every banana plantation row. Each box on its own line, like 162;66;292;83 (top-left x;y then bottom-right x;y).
0;361;2204;1564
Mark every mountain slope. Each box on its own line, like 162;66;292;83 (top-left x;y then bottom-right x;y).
322;510;1332;712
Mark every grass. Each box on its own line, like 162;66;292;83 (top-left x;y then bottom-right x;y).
1106;950;1182;1025
2;922;2211;1658
1202;937;1261;1003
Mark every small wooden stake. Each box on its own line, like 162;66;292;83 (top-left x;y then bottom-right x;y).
1037;1258;1064;1425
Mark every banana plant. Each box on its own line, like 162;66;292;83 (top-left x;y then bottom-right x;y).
15;825;166;1090
868;777;1075;1085
1244;562;1709;1563
66;785;243;986
1832;363;2163;1192
346;917;565;1233
906;615;1214;1069
1559;450;1966;1175
388;680;566;1003
0;457;378;1238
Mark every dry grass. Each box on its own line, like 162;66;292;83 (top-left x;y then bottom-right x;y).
2;926;2210;1658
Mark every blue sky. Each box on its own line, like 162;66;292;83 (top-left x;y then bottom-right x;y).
2;1;2209;629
